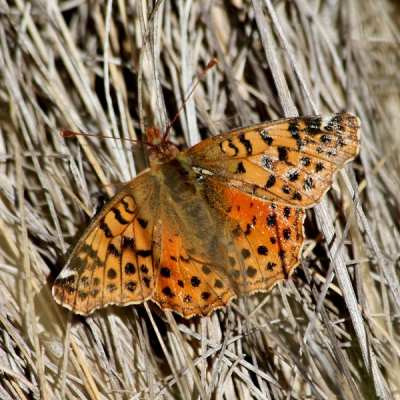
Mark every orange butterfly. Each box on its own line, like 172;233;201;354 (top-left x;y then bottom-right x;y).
53;112;360;318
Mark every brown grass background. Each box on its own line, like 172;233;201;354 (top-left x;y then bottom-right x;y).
1;0;399;399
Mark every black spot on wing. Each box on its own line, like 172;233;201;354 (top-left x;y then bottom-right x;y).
162;287;175;298
267;215;276;226
138;218;149;229
202;265;212;275
288;121;299;139
126;281;137;292
221;139;239;156
305;116;323;134
247;267;257;278
315;161;325;172
257;245;268;255
278;147;288;162
296;140;306;150
122;237;135;250
287;171;299;182
239;133;252;154
261;156;273;169
107;268;117;279
141;265;149;274
80;276;90;287
260;131;274;145
161;267;171;278
300;157;311;166
201;292;211;300
137;249;152;257
235;161;246;174
292;191;302;201
214;280;223;288
121;196;136;213
190;276;201;287
143;277;151;288
99;219;113;238
107;284;117;292
125;263;136;275
303;177;314;190
320;135;331;145
111;207;129;225
241;248;251;259
324;114;341;131
108;243;121;258
267;262;276;271
283;229;291;240
266;175;276;188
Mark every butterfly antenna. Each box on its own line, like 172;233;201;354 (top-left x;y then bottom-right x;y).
162;58;217;141
60;131;140;142
62;59;216;149
60;130;158;147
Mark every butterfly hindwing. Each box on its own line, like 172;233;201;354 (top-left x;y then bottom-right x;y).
151;216;237;317
203;177;306;294
149;163;239;317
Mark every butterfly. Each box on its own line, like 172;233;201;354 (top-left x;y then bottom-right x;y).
52;112;360;318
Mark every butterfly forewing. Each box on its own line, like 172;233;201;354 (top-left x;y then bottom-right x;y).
52;172;160;315
188;112;360;208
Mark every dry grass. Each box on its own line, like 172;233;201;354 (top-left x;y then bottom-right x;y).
1;0;399;399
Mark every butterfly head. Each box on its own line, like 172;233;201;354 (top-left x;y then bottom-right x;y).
146;126;180;165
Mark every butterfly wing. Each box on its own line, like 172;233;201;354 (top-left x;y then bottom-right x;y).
187;112;360;208
147;160;239;317
183;112;359;296
52;171;161;315
150;214;238;317
53;160;240;317
203;177;306;294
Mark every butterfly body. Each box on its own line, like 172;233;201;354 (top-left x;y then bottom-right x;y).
53;113;360;317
